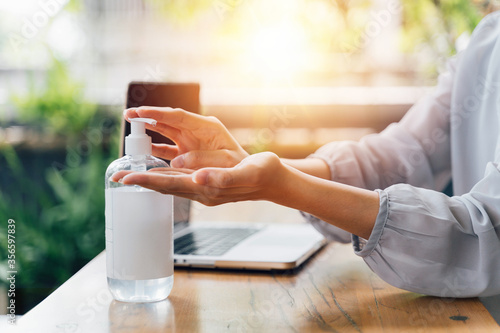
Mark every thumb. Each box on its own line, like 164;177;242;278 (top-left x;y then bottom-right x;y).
192;168;239;188
173;150;240;169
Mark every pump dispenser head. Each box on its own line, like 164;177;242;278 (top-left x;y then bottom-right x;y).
125;118;157;156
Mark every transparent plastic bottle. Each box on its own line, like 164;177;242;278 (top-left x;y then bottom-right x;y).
105;118;173;302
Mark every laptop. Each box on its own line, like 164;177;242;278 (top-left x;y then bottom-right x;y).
121;82;326;270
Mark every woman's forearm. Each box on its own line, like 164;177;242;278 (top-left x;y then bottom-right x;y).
281;158;331;180
118;150;377;238
271;163;379;239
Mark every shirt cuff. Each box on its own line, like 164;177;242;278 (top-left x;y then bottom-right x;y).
308;152;336;182
353;189;389;257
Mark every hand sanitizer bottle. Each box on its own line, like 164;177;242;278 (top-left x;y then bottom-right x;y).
105;118;173;302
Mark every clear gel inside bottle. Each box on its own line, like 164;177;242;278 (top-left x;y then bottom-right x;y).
105;118;173;302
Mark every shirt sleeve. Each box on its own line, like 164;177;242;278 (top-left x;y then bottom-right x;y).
310;59;455;192
305;57;456;244
304;12;500;297
359;163;500;297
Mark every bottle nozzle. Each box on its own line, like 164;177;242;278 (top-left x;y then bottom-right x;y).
125;117;156;156
130;118;157;136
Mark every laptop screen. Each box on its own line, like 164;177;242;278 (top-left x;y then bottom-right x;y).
122;82;200;225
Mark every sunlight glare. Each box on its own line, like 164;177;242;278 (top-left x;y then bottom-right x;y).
244;20;310;80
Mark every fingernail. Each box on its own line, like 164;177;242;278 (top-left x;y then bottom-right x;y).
193;171;209;185
123;108;134;118
136;106;146;116
121;174;132;184
172;155;184;168
110;173;121;182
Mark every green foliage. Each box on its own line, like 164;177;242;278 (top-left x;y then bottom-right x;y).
400;0;482;54
398;0;486;80
144;0;214;25
11;58;97;138
147;0;487;82
149;0;485;54
65;0;85;12
0;59;120;313
0;116;120;313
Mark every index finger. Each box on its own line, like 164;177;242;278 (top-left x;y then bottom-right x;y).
127;106;209;130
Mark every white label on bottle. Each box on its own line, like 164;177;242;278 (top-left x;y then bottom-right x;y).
105;187;173;280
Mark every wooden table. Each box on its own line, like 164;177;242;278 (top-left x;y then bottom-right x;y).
17;201;500;332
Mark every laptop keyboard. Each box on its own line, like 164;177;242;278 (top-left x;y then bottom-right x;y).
174;227;260;256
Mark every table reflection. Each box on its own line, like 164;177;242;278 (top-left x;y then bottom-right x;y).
108;299;175;332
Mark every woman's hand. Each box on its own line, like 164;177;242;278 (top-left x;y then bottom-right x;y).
111;152;288;206
112;151;379;239
121;108;379;239
124;107;249;169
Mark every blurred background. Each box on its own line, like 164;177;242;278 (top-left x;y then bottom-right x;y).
0;0;496;314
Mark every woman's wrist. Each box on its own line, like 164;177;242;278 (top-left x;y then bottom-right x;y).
272;162;379;239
